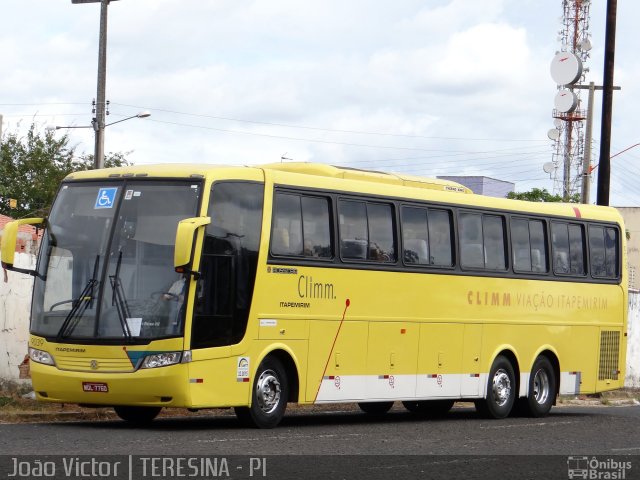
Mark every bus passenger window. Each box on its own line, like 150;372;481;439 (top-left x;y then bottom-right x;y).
605;228;619;277
529;220;548;273
511;218;532;272
272;194;303;256
460;213;484;269
428;209;453;266
339;200;368;260
460;212;506;271
339;200;396;263
301;196;332;258
551;223;570;274
589;226;619;278
511;218;548;274
401;207;452;267
402;207;429;265
552;222;584;276
367;203;396;262
568;224;585;275
589;226;606;276
271;193;333;259
483;215;506;270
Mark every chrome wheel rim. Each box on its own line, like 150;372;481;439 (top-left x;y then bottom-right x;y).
492;369;512;407
532;368;550;405
255;369;281;414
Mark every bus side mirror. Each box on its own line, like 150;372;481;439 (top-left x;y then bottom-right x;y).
1;218;44;275
174;216;211;273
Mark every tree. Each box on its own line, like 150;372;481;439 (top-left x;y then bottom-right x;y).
0;124;130;218
507;188;580;203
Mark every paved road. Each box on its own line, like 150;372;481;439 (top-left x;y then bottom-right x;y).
2;404;639;479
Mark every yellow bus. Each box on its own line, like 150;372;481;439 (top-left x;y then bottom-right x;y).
1;162;627;428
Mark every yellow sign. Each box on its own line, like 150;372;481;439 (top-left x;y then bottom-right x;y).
9;198;17;209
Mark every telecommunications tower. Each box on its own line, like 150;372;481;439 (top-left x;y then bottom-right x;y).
547;0;592;201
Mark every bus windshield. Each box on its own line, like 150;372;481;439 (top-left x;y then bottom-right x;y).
31;180;201;343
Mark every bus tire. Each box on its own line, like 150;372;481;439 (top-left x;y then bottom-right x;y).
235;356;288;429
358;401;394;415
476;355;516;419
521;356;556;418
113;406;162;425
402;400;454;416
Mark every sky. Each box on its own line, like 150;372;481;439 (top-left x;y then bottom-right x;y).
1;0;639;206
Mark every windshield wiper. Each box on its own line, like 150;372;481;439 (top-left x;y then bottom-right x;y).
56;255;100;339
109;251;132;340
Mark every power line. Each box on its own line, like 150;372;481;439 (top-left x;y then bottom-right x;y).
113;102;549;143
2;113;89;118
0;102;88;106
147;118;549;154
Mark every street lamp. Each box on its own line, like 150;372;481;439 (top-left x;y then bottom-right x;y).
47;111;151;131
46;111;151;163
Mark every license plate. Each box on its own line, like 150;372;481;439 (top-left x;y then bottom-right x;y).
82;382;109;393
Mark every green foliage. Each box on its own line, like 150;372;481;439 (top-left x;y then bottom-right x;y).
507;188;580;203
0;124;130;218
78;151;132;170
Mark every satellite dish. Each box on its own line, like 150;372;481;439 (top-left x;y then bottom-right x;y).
550;51;583;85
547;128;561;141
554;90;579;113
543;162;555;174
579;38;592;52
553;119;563;128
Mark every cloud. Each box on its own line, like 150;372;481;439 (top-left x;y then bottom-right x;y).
2;0;639;204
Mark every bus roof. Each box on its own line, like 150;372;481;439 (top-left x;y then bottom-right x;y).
66;162;472;194
261;162;473;194
64;162;622;224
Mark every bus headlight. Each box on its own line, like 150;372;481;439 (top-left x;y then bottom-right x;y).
141;352;182;369
29;347;55;366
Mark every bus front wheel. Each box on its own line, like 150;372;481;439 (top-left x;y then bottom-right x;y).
475;355;516;419
113;406;162;425
235;356;289;429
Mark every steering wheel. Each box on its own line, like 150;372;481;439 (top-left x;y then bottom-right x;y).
49;299;76;311
151;291;179;301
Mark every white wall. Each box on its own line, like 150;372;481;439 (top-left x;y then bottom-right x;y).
0;252;35;381
626;292;640;388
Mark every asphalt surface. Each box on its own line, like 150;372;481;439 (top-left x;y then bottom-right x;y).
1;403;639;454
2;404;639;479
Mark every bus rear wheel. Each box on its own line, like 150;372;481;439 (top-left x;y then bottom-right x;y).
358;401;394;415
475;355;516;419
520;356;556;417
113;406;162;425
234;356;289;429
402;400;454;416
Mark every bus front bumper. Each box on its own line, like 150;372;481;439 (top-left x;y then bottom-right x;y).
30;362;191;408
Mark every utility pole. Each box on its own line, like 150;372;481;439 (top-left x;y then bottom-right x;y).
573;82;621;204
0;113;3;143
581;83;595;204
597;0;618;206
94;0;109;170
72;0;118;170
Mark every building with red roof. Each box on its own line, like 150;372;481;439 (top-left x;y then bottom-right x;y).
0;213;43;254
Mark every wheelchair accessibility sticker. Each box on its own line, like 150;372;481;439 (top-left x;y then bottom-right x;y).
94;187;118;209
